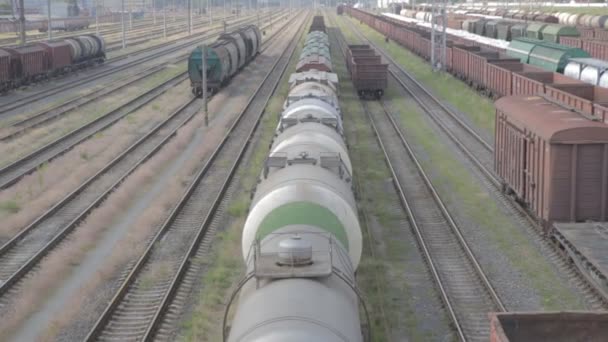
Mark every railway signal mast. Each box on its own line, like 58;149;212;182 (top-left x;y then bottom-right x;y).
430;0;447;72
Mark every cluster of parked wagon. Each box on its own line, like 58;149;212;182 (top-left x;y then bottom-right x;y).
188;25;261;96
398;6;608;62
454;6;608;29
295;17;333;74
346;6;608;229
366;11;608;123
0;33;105;92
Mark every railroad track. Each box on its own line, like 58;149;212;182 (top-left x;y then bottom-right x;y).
0;11;287;116
329;15;505;340
0;61;180;142
0;72;187;190
0;13;295;190
84;12;308;342
0;13;232;48
340;14;608;310
367;100;505;341
0;85;196;300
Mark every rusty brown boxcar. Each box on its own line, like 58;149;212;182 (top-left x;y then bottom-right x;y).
3;45;49;83
558;36;583;49
582;40;608;61
544;83;608;118
0;48;12;87
337;4;343;15
451;45;480;79
490;312;608;342
467;51;518;90
595;29;608;41
486;62;544;99
495;95;608;227
310;16;326;33
36;41;72;73
512;70;582;96
346;44;388;99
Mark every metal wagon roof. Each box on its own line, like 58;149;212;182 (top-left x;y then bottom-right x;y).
495;95;608;142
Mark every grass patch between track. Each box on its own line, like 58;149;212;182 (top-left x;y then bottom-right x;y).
384;82;584;310
329;14;447;340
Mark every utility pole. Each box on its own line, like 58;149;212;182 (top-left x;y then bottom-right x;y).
47;0;51;40
95;0;99;35
201;45;208;127
121;0;126;48
430;0;446;72
188;0;192;34
153;0;157;25
163;1;167;38
18;0;25;45
208;0;212;24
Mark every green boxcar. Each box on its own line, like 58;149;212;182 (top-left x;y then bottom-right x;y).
507;38;590;72
528;42;589;73
526;23;547;40
506;38;539;63
540;24;580;43
510;24;527;40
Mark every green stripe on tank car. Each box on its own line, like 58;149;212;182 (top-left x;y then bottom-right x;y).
256;201;349;249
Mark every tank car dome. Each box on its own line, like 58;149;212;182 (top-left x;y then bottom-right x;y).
271;122;353;175
280;98;342;131
286;81;339;109
242;165;362;268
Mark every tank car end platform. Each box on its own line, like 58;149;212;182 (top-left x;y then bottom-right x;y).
551;222;608;301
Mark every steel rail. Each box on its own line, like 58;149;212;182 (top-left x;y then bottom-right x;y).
366;101;505;341
0;95;197;297
84;12;308;342
0;72;188;190
0;62;176;142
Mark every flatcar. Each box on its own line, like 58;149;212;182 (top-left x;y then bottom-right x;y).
188;25;261;96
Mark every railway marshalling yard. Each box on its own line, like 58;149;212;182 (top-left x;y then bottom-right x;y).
0;5;607;342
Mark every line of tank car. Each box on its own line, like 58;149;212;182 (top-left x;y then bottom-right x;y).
0;34;105;92
188;25;261;96
225;16;365;342
348;7;608;232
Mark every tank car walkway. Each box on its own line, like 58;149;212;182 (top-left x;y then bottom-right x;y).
552;222;608;301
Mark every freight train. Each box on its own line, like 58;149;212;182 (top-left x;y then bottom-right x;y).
345;7;608;228
224;16;366;342
399;7;608;61
349;9;608;122
38;17;92;32
188;25;261;96
0;33;105;92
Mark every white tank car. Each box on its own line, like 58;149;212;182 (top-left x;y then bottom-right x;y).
279;97;343;134
225;76;365;342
